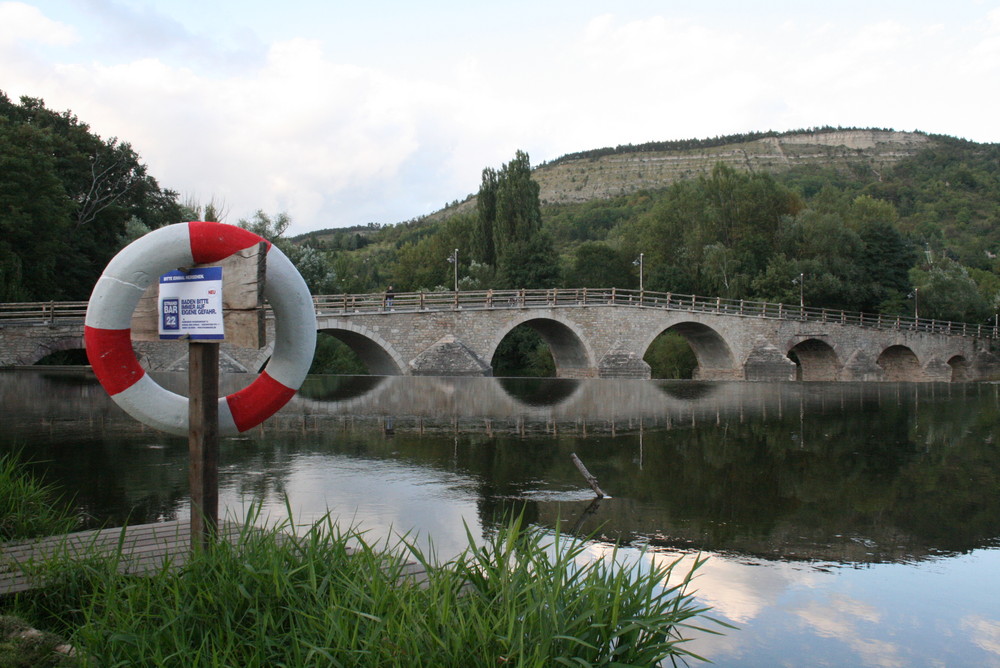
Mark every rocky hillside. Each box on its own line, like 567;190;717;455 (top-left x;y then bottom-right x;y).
432;129;935;219
534;129;931;204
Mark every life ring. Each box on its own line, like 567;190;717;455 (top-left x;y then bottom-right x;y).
84;221;317;436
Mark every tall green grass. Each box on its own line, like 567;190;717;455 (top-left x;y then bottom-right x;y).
0;451;79;541
15;511;724;667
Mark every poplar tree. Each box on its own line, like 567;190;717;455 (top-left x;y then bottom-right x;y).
473;167;498;266
473;150;542;267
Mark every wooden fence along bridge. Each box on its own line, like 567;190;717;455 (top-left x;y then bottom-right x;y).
2;288;998;381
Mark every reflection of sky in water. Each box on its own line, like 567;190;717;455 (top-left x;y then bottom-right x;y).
673;549;1000;667
214;453;484;559
575;544;1000;666
208;444;1000;667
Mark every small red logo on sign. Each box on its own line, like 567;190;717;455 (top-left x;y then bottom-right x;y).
208;289;217;294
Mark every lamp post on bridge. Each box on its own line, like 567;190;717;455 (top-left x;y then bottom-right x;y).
446;248;458;292
633;253;644;292
792;273;804;308
908;287;919;319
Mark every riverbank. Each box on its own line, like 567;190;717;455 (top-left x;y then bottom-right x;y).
3;514;714;666
1;452;716;666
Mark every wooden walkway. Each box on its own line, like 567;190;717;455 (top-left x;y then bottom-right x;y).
1;520;430;596
0;520;245;595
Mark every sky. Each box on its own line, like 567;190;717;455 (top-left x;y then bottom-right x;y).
3;1;1000;235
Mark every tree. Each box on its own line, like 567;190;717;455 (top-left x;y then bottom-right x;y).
565;242;635;288
0;92;184;299
473;167;498;266
493;150;542;260
238;210;337;293
910;258;991;322
497;232;560;289
474;150;542;268
0;117;74;299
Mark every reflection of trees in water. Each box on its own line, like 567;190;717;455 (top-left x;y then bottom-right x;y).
5;436;191;529
297;375;385;402
458;385;1000;562
535;391;1000;560
496;377;581;407
655;381;719;401
8;369;1000;564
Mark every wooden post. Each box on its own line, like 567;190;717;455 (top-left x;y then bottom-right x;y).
189;341;220;551
571;453;607;499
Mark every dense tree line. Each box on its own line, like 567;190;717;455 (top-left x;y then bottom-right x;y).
0;93;184;300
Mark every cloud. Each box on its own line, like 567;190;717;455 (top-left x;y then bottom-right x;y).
962;614;1000;656
5;4;1000;232
7;33;477;232
0;2;76;46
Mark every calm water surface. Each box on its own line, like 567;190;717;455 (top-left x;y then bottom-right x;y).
2;369;999;666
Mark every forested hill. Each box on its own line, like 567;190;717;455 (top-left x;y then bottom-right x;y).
297;127;1000;333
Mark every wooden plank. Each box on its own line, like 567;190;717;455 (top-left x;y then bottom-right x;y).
0;521;243;595
1;521;428;597
130;241;267;348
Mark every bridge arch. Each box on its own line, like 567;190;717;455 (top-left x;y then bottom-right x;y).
22;336;86;366
787;338;840;381
877;345;922;381
488;315;595;378
948;355;971;382
641;321;736;380
314;318;406;375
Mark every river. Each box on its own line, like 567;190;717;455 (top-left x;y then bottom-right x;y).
2;368;999;666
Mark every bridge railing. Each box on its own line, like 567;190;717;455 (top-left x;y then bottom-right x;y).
313;287;998;338
3;289;996;339
0;301;89;325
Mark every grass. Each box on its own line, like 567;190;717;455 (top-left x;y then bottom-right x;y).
0;451;79;542
3;508;725;667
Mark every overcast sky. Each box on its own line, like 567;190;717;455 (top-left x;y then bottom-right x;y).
4;1;1000;234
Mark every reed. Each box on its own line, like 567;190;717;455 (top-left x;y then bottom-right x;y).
0;451;78;542
13;508;725;666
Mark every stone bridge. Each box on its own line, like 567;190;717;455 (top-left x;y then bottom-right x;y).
2;289;998;381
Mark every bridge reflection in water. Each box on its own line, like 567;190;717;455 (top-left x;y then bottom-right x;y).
3;369;999;665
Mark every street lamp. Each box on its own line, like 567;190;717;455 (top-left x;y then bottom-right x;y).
633;253;644;292
908;288;919;319
792;273;804;308
446;248;458;292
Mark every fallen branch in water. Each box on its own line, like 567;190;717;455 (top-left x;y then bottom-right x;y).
571;453;608;499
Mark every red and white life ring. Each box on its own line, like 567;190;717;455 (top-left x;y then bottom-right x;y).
84;221;316;436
